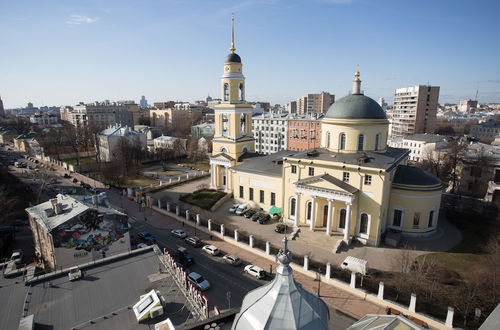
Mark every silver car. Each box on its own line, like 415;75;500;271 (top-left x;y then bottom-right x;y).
187;272;210;291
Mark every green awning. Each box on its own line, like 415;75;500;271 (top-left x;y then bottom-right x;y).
269;206;282;215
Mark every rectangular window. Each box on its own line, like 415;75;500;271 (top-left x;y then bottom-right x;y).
291;165;297;174
249;188;254;201
239;186;244;198
259;190;264;203
343;172;350;182
413;212;420;227
393;209;402;227
364;175;372;185
271;192;276;205
308;167;314;176
428;210;434;227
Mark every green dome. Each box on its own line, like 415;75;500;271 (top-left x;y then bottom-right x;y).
325;94;387;119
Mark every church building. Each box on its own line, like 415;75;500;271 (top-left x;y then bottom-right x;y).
209;19;443;246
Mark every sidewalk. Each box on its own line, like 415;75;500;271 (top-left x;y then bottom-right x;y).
107;189;386;321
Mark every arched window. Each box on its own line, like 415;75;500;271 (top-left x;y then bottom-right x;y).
220;146;228;152
357;134;364;151
239;83;244;101
359;213;369;234
223;83;229;101
240;114;246;135
375;134;380;151
428;210;435;228
290;198;296;217
326;132;331;148
339;209;346;229
306;201;312;220
339;133;346;150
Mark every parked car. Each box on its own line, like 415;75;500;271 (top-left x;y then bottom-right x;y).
250;212;262;222
185;236;202;247
137;243;149;249
171;229;188;238
222;254;241;266
187;272;210;291
258;214;271;224
68;267;82;281
202;244;220;256
10;250;23;265
138;231;155;244
229;202;239;214
235;203;249;216
244;265;266;279
243;209;256;218
176;247;194;265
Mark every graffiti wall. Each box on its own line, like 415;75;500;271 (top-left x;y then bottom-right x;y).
52;209;131;268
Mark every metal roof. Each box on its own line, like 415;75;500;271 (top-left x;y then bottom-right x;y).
325;94;387;120
232;238;329;330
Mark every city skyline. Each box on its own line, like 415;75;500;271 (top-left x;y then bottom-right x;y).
1;0;499;108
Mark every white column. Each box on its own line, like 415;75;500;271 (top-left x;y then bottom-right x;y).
211;164;216;188
445;307;454;328
265;241;270;255
294;193;301;227
303;255;309;270
176;206;180;216
224;166;229;192
208;219;212;231
378;282;384;300
309;196;317;231
343;202;352;243
220;224;225;236
157;199;162;208
325;263;331;279
196;214;200;226
409;293;416;313
234;229;239;242
326;199;333;235
350;271;356;288
167;203;170;212
249;235;254;248
185;210;189;221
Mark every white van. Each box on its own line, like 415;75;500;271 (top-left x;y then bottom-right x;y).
340;256;368;275
235;203;248;215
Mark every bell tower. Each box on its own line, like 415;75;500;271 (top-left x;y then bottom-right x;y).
210;15;255;191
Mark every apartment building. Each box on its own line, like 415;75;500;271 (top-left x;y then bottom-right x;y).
470;120;500;142
297;97;308;115
150;108;203;129
402;134;447;162
29;112;59;125
252;113;289;154
98;126;147;162
295;92;334;115
458;99;478;113
390;85;440;137
287;115;322;151
65;102;133;129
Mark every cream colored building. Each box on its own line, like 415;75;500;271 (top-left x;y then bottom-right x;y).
210;23;443;246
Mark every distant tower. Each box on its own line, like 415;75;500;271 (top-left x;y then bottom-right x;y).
0;95;5;117
27;102;34;109
139;96;148;108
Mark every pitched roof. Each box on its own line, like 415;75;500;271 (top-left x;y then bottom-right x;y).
295;173;358;194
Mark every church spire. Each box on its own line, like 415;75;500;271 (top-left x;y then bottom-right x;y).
352;66;362;95
230;14;236;53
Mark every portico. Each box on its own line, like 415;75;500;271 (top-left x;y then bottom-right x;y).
209;155;234;192
290;174;357;242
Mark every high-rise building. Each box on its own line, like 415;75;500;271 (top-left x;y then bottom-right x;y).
296;97;307;115
252;113;289;154
66;102;133;129
0;96;5;117
139;95;148;108
307;92;334;114
286;101;297;114
390;85;440;137
458;99;478;113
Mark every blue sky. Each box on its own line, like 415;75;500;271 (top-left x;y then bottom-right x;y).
0;0;499;108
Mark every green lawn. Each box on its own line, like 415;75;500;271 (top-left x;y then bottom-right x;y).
178;160;210;171
419;252;479;279
156;169;185;176
180;190;226;209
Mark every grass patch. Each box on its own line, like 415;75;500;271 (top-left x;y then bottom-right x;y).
64;157;97;166
178;160;210;171
125;176;158;188
419;252;479;278
180;189;226;210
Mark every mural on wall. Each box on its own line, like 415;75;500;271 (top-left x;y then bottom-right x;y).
52;210;129;253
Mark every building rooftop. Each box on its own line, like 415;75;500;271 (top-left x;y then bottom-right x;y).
286;147;409;172
325;94;386;120
101;126;141;136
474;120;500;128
232;150;298;176
346;314;424;330
404;134;446;143
393;165;442;189
24;250;195;330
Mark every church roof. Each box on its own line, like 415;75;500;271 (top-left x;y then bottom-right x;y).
325;94;387;120
232;150;298;176
232;238;329;330
295;173;358;194
393;165;442;189
225;53;242;63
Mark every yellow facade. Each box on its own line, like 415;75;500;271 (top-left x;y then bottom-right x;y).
208;29;443;246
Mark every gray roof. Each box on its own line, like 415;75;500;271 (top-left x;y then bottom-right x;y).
404;134;446;143
286;147;409;172
479;303;500;330
233;238;329;330
24;250;195;329
393;165;442;187
346;314;424;330
232;150;299;176
325;94;386;119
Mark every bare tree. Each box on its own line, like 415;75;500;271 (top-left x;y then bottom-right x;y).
0;186;20;225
